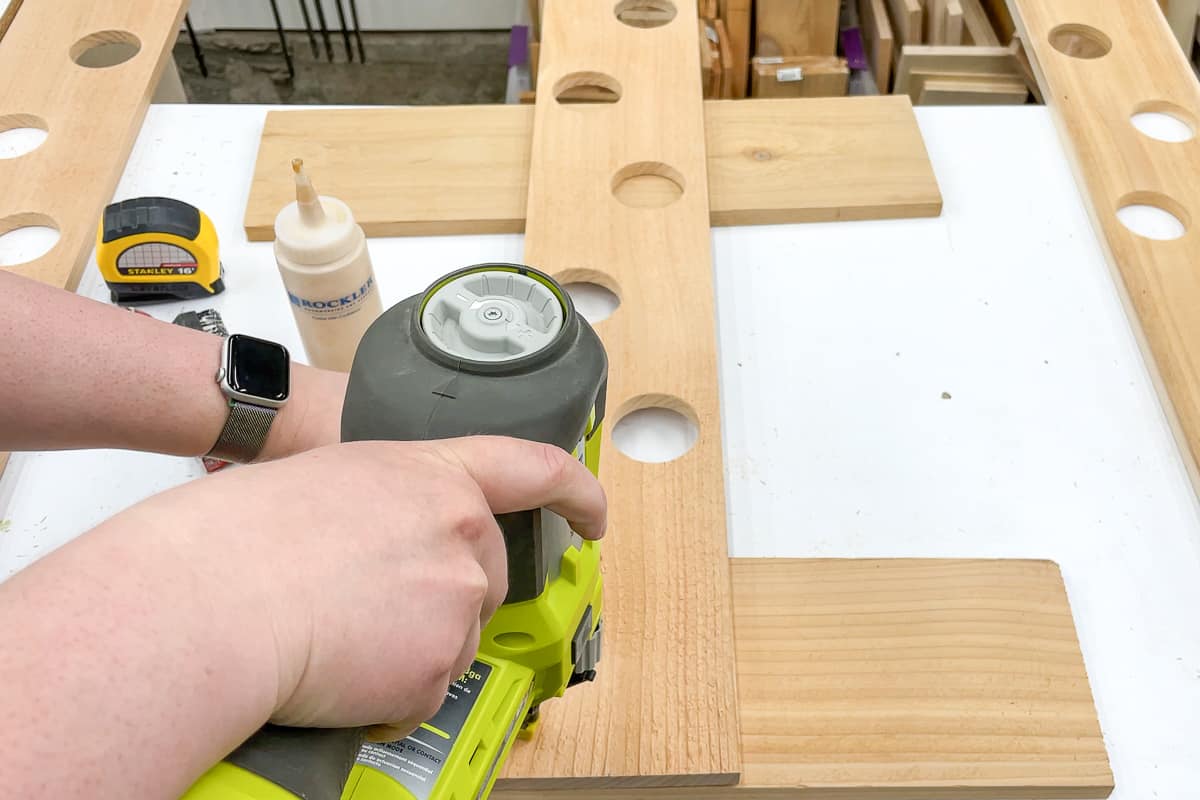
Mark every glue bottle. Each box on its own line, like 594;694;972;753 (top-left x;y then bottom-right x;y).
273;159;382;372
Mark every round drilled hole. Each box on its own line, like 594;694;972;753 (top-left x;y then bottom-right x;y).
612;161;685;208
614;0;677;28
0;213;61;267
565;283;619;322
70;30;141;68
612;397;699;463
1131;101;1195;143
553;71;622;104
1116;192;1188;241
559;269;621;323
1048;23;1111;59
0;114;48;159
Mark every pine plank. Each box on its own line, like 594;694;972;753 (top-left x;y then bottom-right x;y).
497;559;1112;798
944;0;964;45
893;45;1021;96
0;0;187;291
1008;0;1200;494
719;0;752;97
755;0;841;56
243;98;943;238
961;0;1000;45
750;56;850;98
500;0;740;786
858;0;896;90
917;75;1029;104
886;0;924;45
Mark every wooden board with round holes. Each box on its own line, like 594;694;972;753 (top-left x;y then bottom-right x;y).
499;0;743;788
1009;0;1200;493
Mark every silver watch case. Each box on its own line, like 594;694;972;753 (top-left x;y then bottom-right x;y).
215;334;290;410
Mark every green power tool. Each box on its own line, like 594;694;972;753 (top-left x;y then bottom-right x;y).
182;264;608;800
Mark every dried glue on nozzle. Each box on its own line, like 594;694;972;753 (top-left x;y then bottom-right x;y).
273;158;382;372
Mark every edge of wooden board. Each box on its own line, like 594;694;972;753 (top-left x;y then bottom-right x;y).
1005;0;1200;499
244;97;943;241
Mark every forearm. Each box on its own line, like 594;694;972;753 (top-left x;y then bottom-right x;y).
0;497;279;798
0;270;342;460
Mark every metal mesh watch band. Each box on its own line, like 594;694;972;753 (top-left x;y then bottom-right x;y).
207;400;278;463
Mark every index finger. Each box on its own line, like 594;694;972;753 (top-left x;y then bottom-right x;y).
438;436;607;539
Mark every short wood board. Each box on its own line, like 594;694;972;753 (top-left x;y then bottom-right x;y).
496;559;1113;798
244;97;942;240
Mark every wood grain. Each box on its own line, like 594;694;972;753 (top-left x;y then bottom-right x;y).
893;45;1020;97
944;0;964;45
979;0;1014;42
499;0;741;787
715;18;734;98
961;0;999;46
917;75;1028;104
244;98;943;238
0;0;187;291
755;0;841;56
750;56;850;98
858;0;895;91
886;0;924;45
705;96;941;225
719;0;752;96
497;559;1112;798
1007;0;1200;497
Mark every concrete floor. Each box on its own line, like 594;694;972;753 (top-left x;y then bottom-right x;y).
175;30;510;105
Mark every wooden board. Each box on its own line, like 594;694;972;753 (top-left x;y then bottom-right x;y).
498;559;1113;799
858;0;895;91
944;0;965;45
751;56;850;98
893;45;1020;96
755;0;841;56
917;75;1028;104
0;0;25;41
961;0;1000;46
887;0;924;45
244;98;943;238
719;0;752;97
715;18;734;98
979;0;1014;42
1008;34;1043;103
700;18;719;96
1007;0;1200;500
927;0;947;44
0;0;186;291
705;96;941;225
500;0;741;786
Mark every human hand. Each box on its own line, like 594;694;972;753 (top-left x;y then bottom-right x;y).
254;363;349;462
126;435;606;739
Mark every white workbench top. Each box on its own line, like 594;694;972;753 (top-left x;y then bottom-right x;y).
2;104;1198;798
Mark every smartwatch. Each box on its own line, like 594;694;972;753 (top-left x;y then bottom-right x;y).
208;334;291;463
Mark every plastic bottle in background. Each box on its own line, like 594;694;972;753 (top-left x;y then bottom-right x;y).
273;159;382;372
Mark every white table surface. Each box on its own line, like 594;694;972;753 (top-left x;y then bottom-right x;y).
2;104;1199;798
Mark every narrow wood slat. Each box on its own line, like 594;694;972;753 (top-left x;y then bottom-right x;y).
0;0;187;291
499;0;740;786
243;98;942;239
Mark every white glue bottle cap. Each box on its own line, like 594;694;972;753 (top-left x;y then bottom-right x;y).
274;158;362;266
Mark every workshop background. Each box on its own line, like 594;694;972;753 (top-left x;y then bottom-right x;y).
176;0;1199;107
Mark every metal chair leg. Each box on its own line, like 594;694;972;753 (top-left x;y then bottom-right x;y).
298;0;319;58
184;13;209;78
268;0;296;79
333;0;354;62
349;0;366;63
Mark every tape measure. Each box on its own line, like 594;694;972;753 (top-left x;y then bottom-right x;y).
95;197;224;304
182;264;608;800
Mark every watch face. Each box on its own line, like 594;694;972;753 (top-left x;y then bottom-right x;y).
228;334;290;402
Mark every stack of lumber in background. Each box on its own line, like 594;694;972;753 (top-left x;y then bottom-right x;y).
525;0;1046;104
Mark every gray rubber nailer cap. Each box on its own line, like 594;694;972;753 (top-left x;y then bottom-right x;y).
421;271;564;361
